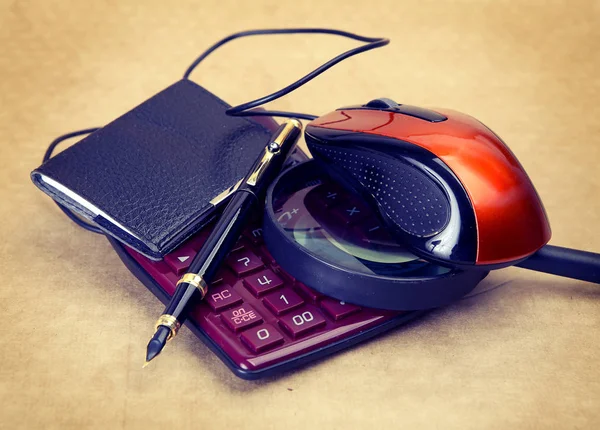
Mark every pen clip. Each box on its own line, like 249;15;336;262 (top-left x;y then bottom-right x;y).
246;148;276;187
247;120;302;186
209;178;243;206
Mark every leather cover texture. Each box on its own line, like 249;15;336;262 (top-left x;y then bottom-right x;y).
30;79;273;259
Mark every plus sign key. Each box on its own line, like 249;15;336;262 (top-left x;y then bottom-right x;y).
274;207;301;228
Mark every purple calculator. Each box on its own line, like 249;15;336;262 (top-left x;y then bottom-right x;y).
109;154;427;379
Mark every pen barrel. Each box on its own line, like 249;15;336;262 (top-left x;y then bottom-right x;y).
189;191;257;276
165;191;257;319
160;119;303;323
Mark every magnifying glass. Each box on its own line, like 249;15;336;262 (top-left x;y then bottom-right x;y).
263;160;488;310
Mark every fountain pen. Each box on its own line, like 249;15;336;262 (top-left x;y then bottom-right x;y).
145;119;302;365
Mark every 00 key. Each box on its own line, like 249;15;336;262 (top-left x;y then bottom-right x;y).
279;308;326;338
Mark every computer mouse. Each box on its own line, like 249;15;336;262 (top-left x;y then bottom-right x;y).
304;98;551;269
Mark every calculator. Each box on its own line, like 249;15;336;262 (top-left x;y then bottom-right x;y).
110;227;429;378
110;225;426;379
109;151;428;379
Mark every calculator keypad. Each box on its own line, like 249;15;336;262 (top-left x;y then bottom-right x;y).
125;182;406;373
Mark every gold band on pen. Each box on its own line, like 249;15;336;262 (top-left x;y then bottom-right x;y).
155;314;181;341
176;273;208;299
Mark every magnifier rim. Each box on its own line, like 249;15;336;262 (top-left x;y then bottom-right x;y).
263;160;488;310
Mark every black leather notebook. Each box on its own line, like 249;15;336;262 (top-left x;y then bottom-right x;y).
31;79;275;260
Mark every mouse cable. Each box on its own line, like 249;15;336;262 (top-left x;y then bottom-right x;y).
45;29;390;233
183;28;390;121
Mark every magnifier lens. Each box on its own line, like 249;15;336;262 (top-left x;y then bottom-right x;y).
264;160;487;310
270;163;451;279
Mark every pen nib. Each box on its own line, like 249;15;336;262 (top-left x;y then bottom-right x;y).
145;325;170;365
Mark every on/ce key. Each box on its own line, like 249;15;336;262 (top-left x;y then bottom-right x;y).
221;304;263;333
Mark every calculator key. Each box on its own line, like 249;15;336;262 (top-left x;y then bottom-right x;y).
244;227;264;245
361;218;397;246
260;247;277;264
240;324;284;353
226;249;264;276
243;269;284;296
209;269;227;286
347;225;369;244
164;245;197;275
231;238;245;252
149;260;170;274
222;304;263;332
321;298;361;321
276;267;296;284
294;282;323;303
279;308;326;337
187;229;210;251
263;288;304;315
331;201;370;225
206;284;243;312
163;272;180;296
315;183;345;208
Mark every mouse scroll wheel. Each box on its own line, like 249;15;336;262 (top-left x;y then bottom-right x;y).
364;98;400;109
363;99;449;123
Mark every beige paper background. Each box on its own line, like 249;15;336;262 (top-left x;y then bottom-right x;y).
1;1;599;428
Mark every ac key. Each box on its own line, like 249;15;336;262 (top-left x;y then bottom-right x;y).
205;284;243;312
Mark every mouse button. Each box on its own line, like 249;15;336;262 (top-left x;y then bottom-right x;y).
310;143;451;238
364;98;400;109
394;105;447;123
366;158;451;238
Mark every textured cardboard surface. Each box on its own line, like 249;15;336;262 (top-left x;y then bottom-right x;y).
1;1;599;429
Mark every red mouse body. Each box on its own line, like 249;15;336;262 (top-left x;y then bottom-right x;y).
305;99;551;268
